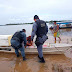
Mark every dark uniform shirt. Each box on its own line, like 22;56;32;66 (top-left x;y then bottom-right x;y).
31;19;48;41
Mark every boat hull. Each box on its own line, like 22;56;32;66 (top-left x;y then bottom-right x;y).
49;26;72;30
0;35;72;55
0;46;71;54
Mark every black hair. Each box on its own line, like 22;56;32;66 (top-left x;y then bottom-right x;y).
54;21;56;22
22;29;26;32
34;15;39;19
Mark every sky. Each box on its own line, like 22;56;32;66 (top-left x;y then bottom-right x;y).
0;0;72;25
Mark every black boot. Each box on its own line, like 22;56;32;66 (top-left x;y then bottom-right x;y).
17;54;19;57
38;55;41;60
23;57;27;61
39;57;45;63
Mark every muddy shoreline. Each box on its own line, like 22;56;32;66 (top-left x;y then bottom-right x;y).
0;53;72;72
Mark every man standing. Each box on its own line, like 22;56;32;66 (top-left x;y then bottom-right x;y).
31;15;48;63
11;29;27;61
52;21;61;43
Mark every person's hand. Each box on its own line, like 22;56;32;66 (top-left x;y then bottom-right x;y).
31;41;33;43
31;41;33;45
25;45;27;48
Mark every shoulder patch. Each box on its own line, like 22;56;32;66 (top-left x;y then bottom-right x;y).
41;23;45;27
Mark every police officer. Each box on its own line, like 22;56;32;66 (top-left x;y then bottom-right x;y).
11;29;27;61
31;15;48;63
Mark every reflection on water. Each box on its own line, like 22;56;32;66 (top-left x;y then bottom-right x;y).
0;24;72;36
0;53;72;72
52;63;72;72
60;29;71;32
59;29;72;36
61;29;71;32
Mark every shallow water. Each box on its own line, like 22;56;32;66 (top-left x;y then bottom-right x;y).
0;24;72;36
0;53;72;72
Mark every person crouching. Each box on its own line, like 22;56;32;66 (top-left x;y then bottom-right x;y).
10;29;27;61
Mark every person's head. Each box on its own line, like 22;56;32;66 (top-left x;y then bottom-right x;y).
22;29;26;33
54;21;56;25
34;15;39;21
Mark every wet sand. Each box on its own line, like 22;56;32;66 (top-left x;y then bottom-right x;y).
0;53;72;72
0;35;72;72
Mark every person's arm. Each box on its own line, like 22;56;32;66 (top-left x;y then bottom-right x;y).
31;22;37;41
21;32;27;46
52;26;54;34
26;41;33;46
46;24;48;34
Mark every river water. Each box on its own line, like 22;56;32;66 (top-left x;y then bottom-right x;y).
0;23;72;36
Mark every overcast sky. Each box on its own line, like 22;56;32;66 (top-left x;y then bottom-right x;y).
0;0;72;25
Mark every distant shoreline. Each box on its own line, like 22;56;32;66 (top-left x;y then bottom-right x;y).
0;20;72;26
